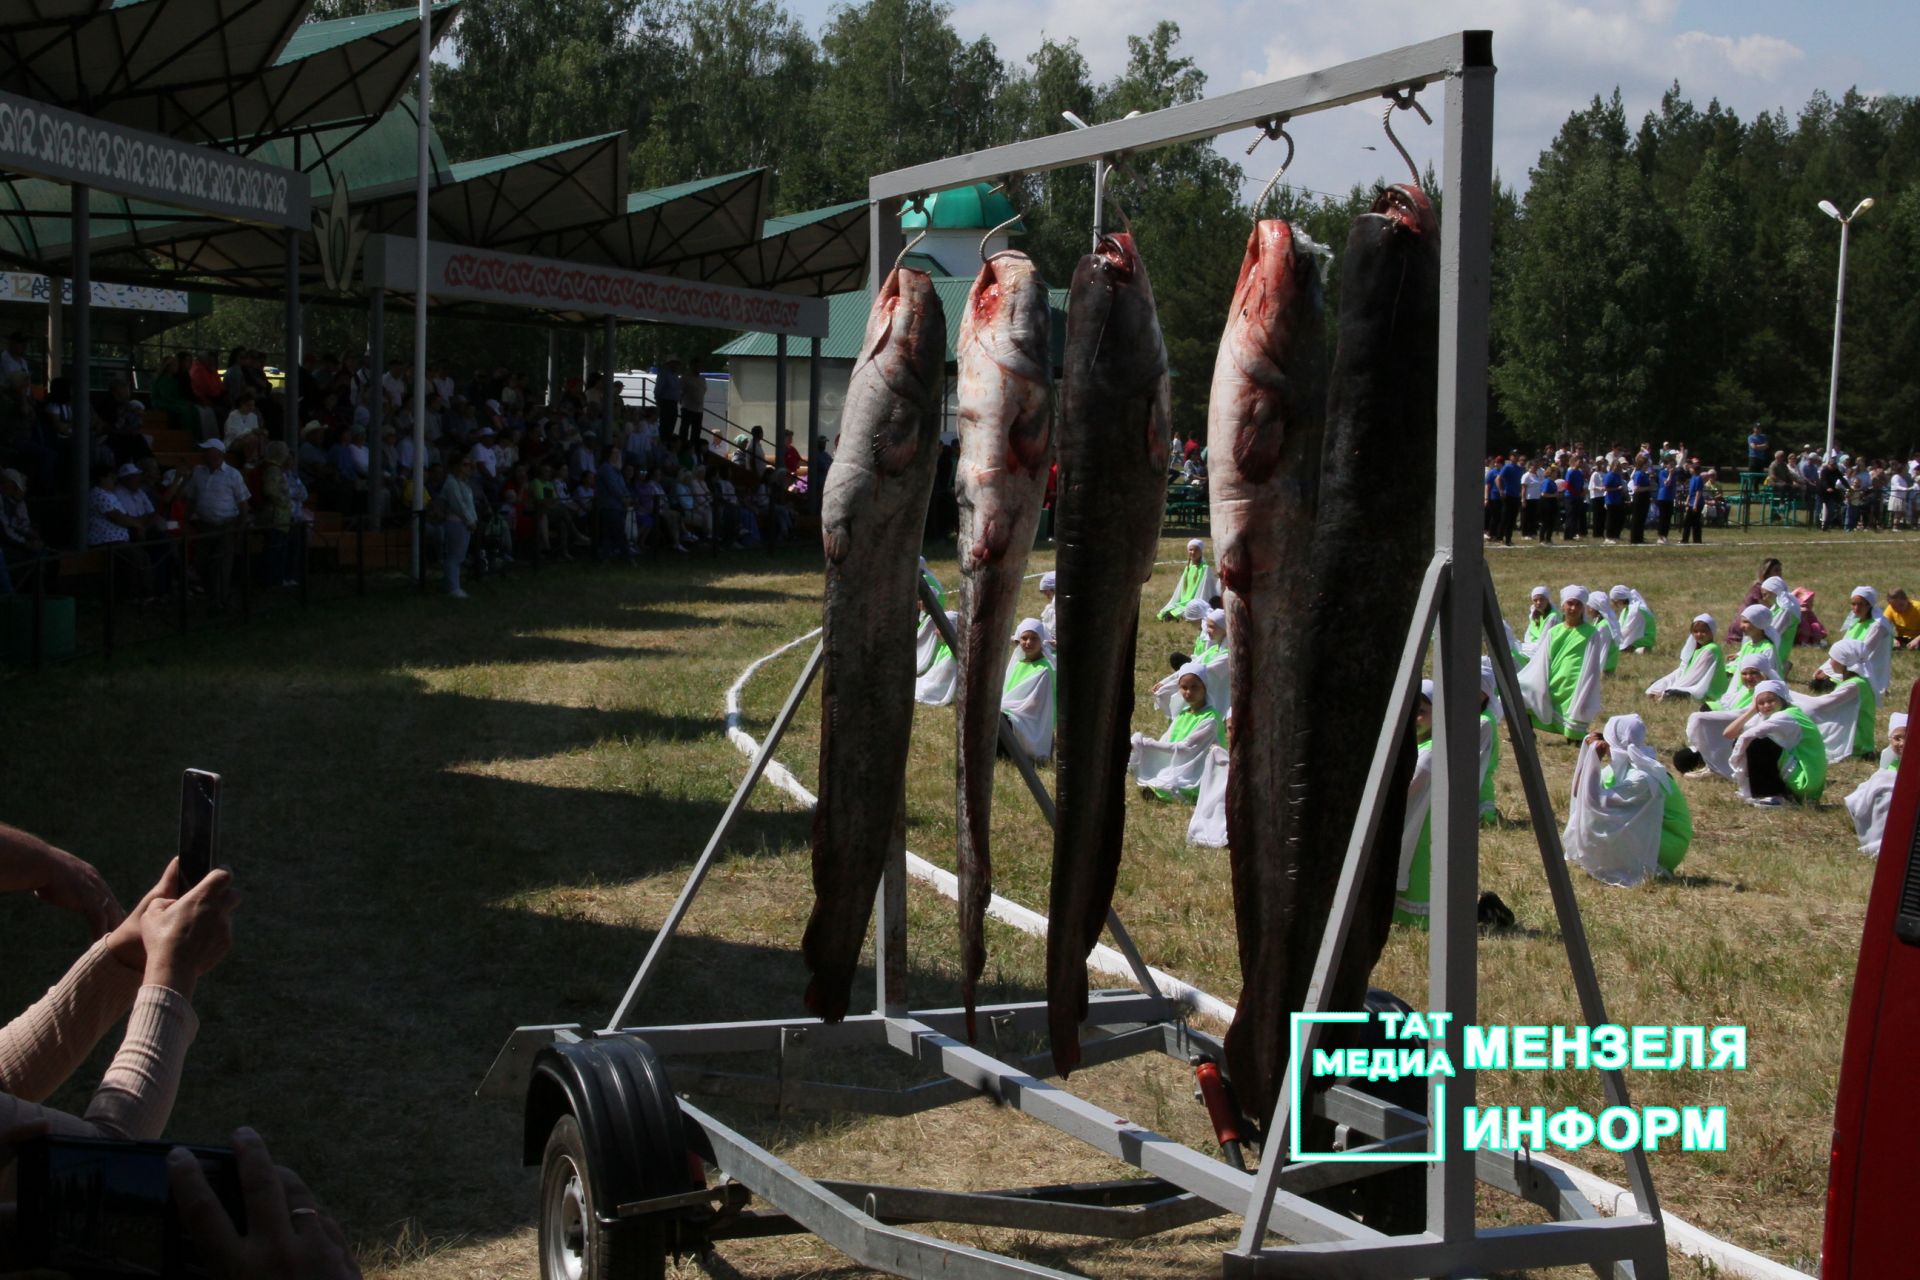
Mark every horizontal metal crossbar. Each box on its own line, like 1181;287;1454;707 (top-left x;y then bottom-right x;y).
1222;1216;1665;1278
869;31;1490;199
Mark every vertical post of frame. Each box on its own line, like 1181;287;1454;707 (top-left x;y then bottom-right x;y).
868;196;908;1017
70;185;90;549
1427;33;1496;1246
367;289;385;525
284;229;301;450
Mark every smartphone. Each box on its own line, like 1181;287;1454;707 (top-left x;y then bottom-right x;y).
14;1135;246;1278
178;769;221;891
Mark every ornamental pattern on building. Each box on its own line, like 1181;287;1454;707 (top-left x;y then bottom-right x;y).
442;253;809;332
0;99;294;221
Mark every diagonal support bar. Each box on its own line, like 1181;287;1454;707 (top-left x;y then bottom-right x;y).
1234;551;1448;1254
604;641;825;1030
1478;566;1666;1244
920;577;1164;1000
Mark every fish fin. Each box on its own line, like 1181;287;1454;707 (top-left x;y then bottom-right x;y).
823;522;851;564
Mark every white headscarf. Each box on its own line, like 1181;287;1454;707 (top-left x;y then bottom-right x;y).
1826;637;1869;676
1182;598;1208;623
1762;575;1802;624
1753;678;1790;705
1851;585;1878;610
1175;660;1210;689
1014;616;1048;648
1560;583;1587;605
1739;604;1779;649
1206;608;1228;646
1479;655;1503;724
1693;612;1716;636
1530;585;1551;602
1187;537;1205;553
1586;591;1623;646
1646;613;1720;700
1760;574;1790;597
1892;712;1910;734
1564;713;1667;886
1039;571;1057;594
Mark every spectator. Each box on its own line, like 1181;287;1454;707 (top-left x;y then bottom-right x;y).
439;447;478;598
181;438;250;612
1561;455;1586;540
679;362;706;442
1681;466;1712;545
1886;588;1920;651
1746;423;1768;471
0;332;29;385
1627;453;1652;545
114;461;173;598
0;467;57;595
0;822;239;1206
654;359;682;444
259;441;297;588
223;391;261;446
594;444;634;562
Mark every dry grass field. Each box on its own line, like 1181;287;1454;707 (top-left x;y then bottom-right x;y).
3;522;1911;1278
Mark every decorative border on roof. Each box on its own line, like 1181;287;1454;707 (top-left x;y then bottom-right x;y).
365;235;828;338
0;89;309;228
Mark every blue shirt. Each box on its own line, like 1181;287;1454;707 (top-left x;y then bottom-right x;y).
1656;467;1676;502
1687;474;1707;508
1564;467;1586;498
1485;467;1500;500
1601;470;1625;505
1497;462;1523;497
1748;432;1767;456
1630;468;1651;494
594;461;631;509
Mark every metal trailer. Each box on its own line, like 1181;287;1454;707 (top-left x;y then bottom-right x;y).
481;30;1672;1280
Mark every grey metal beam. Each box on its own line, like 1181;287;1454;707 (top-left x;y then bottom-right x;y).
603;642;825;1030
1426;47;1497;1249
1222;1217;1666;1279
69;183;89;549
869;33;1482;199
686;1100;1087;1279
283;228;301;449
885;1019;1383;1245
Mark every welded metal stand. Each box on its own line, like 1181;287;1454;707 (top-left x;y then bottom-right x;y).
490;29;1670;1280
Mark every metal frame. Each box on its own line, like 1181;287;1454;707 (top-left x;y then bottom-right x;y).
486;30;1672;1280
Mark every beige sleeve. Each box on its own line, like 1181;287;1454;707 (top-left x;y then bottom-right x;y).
82;986;199;1139
0;939;142;1104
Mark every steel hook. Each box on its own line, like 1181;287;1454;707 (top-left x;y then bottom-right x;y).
1381;89;1431;187
1249;123;1296;219
890;195;932;273
979;178;1027;262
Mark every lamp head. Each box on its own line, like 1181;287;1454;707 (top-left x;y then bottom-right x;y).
1818;199;1842;221
1061;110;1089;131
1851;197;1876;219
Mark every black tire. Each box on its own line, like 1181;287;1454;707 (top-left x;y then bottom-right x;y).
539;1113;669;1280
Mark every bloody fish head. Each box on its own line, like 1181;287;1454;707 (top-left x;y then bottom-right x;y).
1375;183;1436;238
1095;232;1139;279
866;266;941;379
1230;220;1306;332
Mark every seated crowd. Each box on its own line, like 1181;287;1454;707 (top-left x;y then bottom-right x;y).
0;346;817;602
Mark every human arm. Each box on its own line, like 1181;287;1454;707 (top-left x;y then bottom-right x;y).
1723;705;1760;741
169;1128;363;1279
0;822;123;936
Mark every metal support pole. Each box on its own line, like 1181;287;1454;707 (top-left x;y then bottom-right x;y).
367;289;385;524
412;2;431;579
283;229;301;449
602;315;617;437
1426;47;1496;1247
70;185;91;549
874;806;909;1018
605;641;825;1030
44;273;61;388
1823;217;1852;463
775;334;788;461
806;334;821;471
545;328;559;403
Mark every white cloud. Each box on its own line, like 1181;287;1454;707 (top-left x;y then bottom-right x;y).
1672;31;1805;80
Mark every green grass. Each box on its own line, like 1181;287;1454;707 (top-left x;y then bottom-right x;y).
2;524;1911;1278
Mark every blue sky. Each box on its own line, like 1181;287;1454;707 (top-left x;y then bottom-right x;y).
775;0;1917;199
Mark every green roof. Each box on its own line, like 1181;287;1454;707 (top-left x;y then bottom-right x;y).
899;183;1025;233
627;168;762;214
444;132;624;184
714;276;1067;363
277;3;457;62
763;198;865;237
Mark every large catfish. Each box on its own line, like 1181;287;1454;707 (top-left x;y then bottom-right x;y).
953;249;1053;1039
1219;188;1439;1128
802;267;948;1023
1046;232;1171;1075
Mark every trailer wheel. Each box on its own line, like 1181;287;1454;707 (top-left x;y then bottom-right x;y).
539;1113;668;1280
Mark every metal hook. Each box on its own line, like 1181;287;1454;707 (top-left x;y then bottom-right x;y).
1249;124;1296;220
888;194;932;273
1100;156;1139;237
1381;89;1431;187
979;178;1027;262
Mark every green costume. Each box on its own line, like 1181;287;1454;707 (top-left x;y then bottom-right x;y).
1151;704;1225;800
1597;764;1692;872
1479;708;1500;825
1765;706;1827;802
1530;620;1598;740
1394;739;1434;927
1839;675;1876;758
1158;561;1210;620
1722;637;1773;679
1708;677;1755;715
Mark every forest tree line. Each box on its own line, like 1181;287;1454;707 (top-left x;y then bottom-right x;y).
269;0;1920;463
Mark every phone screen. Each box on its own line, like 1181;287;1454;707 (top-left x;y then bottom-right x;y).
16;1137;244;1277
178;769;220;891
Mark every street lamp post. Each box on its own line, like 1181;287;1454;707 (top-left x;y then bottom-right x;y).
1818;196;1874;463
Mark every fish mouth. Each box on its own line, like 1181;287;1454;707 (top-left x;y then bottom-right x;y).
1374;184;1433;235
1095;233;1137;279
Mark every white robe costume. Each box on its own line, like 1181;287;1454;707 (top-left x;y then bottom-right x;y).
1845;713;1905;856
1790;637;1874;765
1563;714;1668;887
1038;571;1058;661
1610;586;1653;650
1646;614;1722;700
1158;540;1217;619
1153;610;1230;719
1587;591;1623;664
1187;743;1231;847
1761;576;1801;669
1001;618;1056;761
1130;664;1223;798
1731;685;1811;801
1684;651;1778;778
914;610;959;707
1816;588;1894;699
1517;587;1559;661
1518;586;1606;735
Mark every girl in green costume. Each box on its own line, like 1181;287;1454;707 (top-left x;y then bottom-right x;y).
1519;586;1604;740
1677;651;1775;779
1156;538;1216;621
1758;575;1801;668
1000;618;1055;761
1728;680;1826;806
1566;713;1690;885
1727;604;1783;679
1645;613;1727;704
1790;636;1876;763
1130;663;1224;800
1846;713;1905;854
